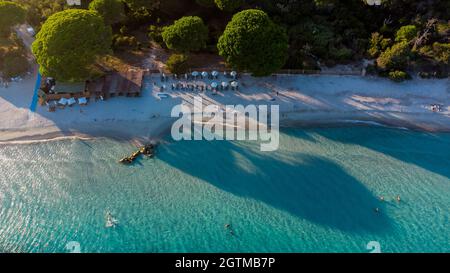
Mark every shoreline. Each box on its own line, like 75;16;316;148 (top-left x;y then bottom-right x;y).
1;111;449;145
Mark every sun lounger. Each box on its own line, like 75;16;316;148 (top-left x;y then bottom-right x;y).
78;97;88;105
58;98;68;107
67;97;76;106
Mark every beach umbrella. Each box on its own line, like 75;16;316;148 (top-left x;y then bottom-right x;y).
192;71;199;77
221;82;229;88
230;81;238;88
212;71;219;78
211;82;218;89
201;71;208;78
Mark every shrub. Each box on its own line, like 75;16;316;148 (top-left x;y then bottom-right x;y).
214;0;245;12
395;25;417;43
166;53;189;74
113;35;138;50
330;46;353;61
376;42;410;71
388;70;410;82
368;32;392;58
432;42;450;65
148;25;164;46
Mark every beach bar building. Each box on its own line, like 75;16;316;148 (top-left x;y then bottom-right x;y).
38;67;144;105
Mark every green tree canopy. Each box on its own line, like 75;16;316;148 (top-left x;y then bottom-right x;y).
32;9;112;82
88;0;125;25
217;9;288;76
215;0;244;11
162;16;208;52
0;1;26;35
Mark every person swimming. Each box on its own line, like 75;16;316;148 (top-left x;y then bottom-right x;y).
379;196;385;201
396;195;401;202
105;212;119;228
374;208;380;213
225;223;235;236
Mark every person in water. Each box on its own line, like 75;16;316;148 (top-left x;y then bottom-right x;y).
396;195;401;202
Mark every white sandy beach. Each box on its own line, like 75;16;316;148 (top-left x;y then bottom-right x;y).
0;71;449;144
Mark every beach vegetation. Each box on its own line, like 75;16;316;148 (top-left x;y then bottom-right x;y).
113;34;138;51
0;1;26;36
162;16;209;53
166;53;190;74
123;0;158;11
395;25;418;43
1;48;29;78
432;42;450;65
215;0;245;12
368;32;392;58
32;9;112;82
88;0;125;26
148;25;164;46
388;70;410;82
195;0;215;8
217;9;288;76
377;41;410;71
17;0;448;79
10;0;66;30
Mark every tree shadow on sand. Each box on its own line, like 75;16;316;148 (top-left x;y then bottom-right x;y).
158;138;391;234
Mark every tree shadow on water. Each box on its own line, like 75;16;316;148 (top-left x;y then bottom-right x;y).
313;127;450;179
158;139;391;234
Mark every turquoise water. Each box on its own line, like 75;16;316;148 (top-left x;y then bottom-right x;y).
0;127;449;253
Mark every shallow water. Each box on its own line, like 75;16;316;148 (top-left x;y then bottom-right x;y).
0;127;449;253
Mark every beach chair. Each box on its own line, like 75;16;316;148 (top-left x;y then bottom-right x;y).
67;97;76;107
78;97;88;106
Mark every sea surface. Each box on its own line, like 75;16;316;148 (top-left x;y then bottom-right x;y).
0;127;449;253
